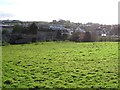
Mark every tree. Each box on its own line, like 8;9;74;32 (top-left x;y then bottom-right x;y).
29;22;38;34
21;27;29;34
83;31;92;42
12;25;23;33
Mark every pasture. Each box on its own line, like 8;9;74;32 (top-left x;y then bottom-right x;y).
2;42;118;89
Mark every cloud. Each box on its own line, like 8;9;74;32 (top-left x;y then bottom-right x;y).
0;11;14;19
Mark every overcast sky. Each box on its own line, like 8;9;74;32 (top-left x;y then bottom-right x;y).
0;0;119;25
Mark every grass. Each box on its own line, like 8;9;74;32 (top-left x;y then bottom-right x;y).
2;41;118;89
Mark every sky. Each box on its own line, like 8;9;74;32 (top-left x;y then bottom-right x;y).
0;0;119;25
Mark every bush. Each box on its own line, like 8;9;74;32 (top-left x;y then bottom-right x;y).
2;41;10;46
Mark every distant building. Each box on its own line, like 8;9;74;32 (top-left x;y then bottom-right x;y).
75;27;86;32
37;25;71;41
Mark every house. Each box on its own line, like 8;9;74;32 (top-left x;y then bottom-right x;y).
75;27;86;32
71;27;86;41
37;27;57;41
37;25;71;41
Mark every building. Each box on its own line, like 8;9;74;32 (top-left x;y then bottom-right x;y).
37;25;71;41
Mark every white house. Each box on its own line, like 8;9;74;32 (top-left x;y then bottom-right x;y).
75;27;86;32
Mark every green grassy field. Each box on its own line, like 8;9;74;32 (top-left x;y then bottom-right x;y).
2;42;118;89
